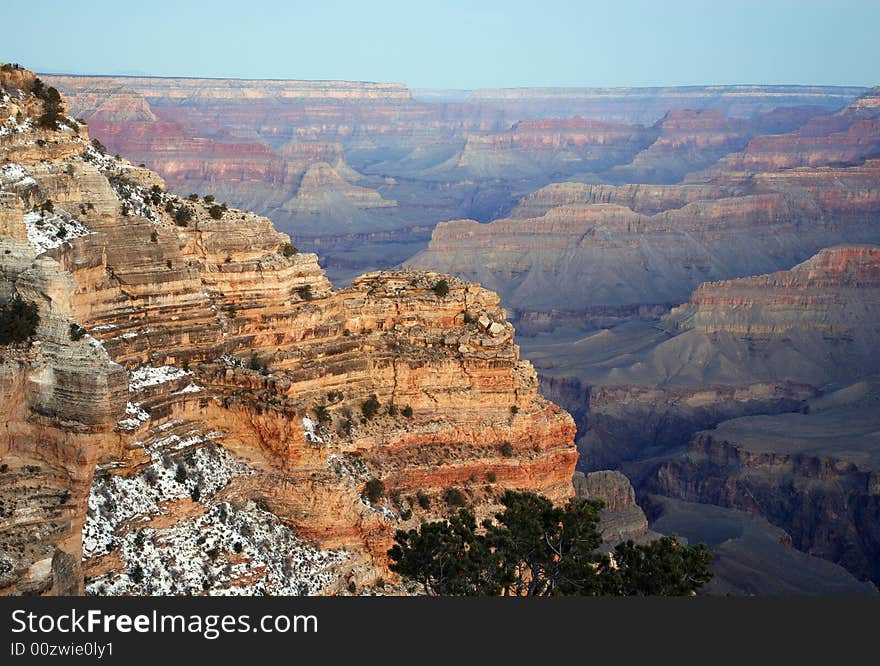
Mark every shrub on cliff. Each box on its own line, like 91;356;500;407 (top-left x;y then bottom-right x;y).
364;478;385;504
208;204;224;220
37;86;64;130
69;323;86;341
314;404;331;423
281;243;298;257
0;297;39;345
174;206;193;226
432;279;450;297
361;394;381;420
388;490;713;597
444;487;468;508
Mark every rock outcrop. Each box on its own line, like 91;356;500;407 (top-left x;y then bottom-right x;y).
573;470;655;545
1;68;577;595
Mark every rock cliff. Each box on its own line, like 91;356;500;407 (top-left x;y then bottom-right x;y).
45;76;860;283
409;93;880;321
0;68;577;595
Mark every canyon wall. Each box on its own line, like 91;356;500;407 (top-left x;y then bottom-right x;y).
1;68;577;595
410;90;880;320
45;75;861;283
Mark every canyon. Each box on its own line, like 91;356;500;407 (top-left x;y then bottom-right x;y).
46;75;863;284
9;66;880;594
0;68;577;595
409;90;880;591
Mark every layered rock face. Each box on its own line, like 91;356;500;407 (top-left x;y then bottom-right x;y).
45;75;860;283
525;246;880;586
0;69;577;595
645;495;878;595
573;470;655;546
464;85;863;125
410;92;880;321
608;107;821;184
693;88;880;177
450;117;656;179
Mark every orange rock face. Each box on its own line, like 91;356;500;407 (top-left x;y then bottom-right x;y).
1;69;577;596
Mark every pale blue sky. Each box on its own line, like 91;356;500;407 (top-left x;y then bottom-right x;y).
2;0;877;88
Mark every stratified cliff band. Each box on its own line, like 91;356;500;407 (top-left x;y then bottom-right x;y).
0;67;577;595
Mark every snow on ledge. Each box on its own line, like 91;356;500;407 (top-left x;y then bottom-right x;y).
128;365;191;392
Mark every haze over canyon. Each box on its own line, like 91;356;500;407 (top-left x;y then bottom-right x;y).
2;59;879;595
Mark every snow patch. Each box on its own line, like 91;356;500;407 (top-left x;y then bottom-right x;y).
302;417;324;444
0;162;36;188
175;383;204;395
128;365;190;392
23;210;92;255
82;441;250;558
85;502;346;596
117;402;149;431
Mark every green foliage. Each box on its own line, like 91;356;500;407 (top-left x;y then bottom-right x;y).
174;206;193;227
432;278;450;297
604;536;713;596
463;310;476;324
129;563;144;585
510;405;519;415
364;478;385;504
68;323;86;341
314;404;331;423
249;353;261;371
387;403;398;417
91;138;106;154
35;84;64;130
417;491;431;510
402;405;414;418
486;471;497;483
0;297;39;345
388;490;713;597
444;487;468;508
296;285;312;301
174;463;188;484
208;204;223;220
361;394;381;420
500;442;514;458
203;195;215;204
281;243;299;257
187;194;199;201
